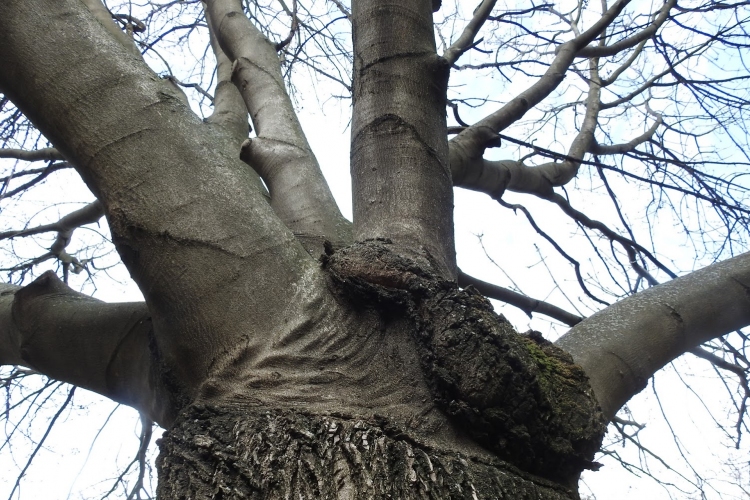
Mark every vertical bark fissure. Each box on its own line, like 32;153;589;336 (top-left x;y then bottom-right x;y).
351;0;456;279
157;406;583;500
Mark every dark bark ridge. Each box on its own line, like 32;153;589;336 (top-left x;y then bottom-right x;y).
156;405;579;499
323;240;606;484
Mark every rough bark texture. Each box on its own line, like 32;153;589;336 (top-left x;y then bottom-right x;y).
324;241;606;485
155;242;605;497
157;405;582;499
5;1;749;498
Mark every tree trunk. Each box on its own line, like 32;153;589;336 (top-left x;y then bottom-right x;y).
156;406;582;500
150;241;605;498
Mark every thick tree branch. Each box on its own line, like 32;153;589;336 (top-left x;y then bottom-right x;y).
79;0;142;58
203;3;252;145
557;252;750;420
0;0;314;394
453;54;662;203
601;40;648;86
0;201;103;241
0;272;177;426
206;0;351;252
591;115;662;154
443;0;498;66
351;0;456;277
0;201;105;279
199;3;268;200
458;269;583;326
449;0;631;171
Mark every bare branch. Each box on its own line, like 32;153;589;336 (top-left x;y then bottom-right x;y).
601;39;648;86
0;162;71;200
591;115;662;155
126;414;154;500
274;0;299;51
0;272;177;426
206;0;351;251
450;0;632;167
575;0;677;58
458;269;584;326
111;13;146;34
443;0;498;66
548;192;675;281
0;201;103;241
499;199;610;305
0;147;63;162
0;201;104;278
7;386;76;500
203;3;253;146
327;0;351;19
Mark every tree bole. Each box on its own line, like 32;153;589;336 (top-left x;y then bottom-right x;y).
154;241;605;498
156;405;584;499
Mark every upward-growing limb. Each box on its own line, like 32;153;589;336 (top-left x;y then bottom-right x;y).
0;0;314;396
557;251;750;420
205;0;352;252
350;0;456;278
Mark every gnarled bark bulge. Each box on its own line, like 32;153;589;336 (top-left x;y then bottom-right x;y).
156;241;605;499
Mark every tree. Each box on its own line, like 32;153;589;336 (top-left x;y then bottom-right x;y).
1;0;749;498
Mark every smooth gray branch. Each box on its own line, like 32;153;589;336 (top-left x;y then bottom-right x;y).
0;201;103;241
574;0;677;58
557;251;750;419
591;116;662;155
0;273;175;425
203;3;253;145
0;147;63;162
443;0;497;65
0;0;314;395
206;0;351;251
449;0;632;177
0;201;104;276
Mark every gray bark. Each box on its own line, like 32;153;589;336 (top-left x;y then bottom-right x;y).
0;0;314;399
0;272;177;425
156;406;581;500
557;251;750;419
206;0;352;252
351;0;456;278
1;0;749;498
